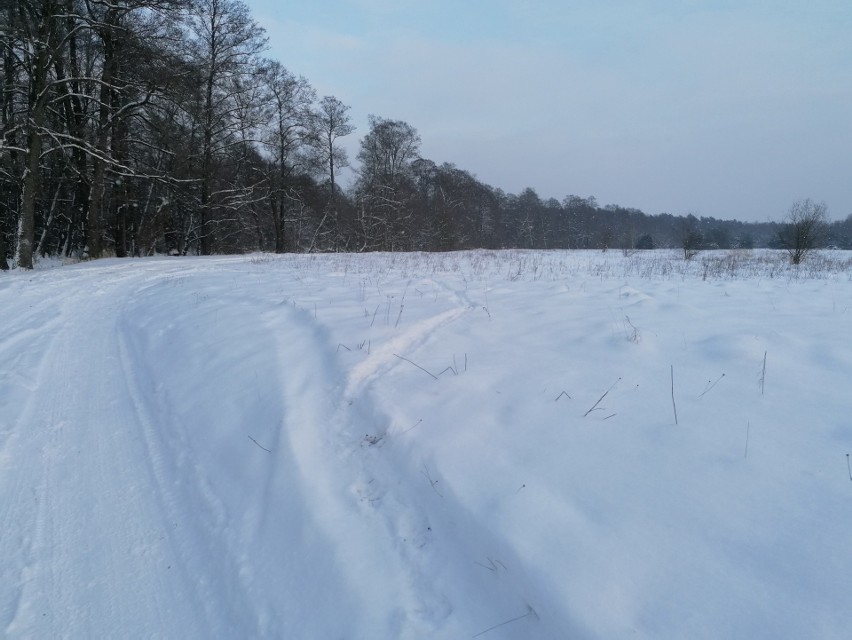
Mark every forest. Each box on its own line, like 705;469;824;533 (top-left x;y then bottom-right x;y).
3;0;851;270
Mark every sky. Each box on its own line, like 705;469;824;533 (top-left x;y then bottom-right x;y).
246;0;852;222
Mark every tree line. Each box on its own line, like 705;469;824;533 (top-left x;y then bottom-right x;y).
3;0;850;270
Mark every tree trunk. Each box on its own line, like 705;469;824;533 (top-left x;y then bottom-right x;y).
16;124;43;269
199;66;215;255
0;204;8;270
271;196;284;253
54;7;91;258
16;1;56;270
0;1;16;270
87;26;119;260
329;148;338;251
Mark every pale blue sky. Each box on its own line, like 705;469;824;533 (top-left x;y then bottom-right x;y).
247;0;851;222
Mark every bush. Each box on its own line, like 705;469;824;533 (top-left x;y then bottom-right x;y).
778;199;828;265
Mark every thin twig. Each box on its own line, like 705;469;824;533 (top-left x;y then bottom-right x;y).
394;354;438;380
624;315;640;343
671;365;678;425
473;557;507;573
698;373;725;398
744;421;750;459
554;390;572;402
760;351;767;395
847;454;851;481
248;435;271;453
421;464;443;497
472;606;538;638
400;418;423;434
584;377;621;417
337;343;351;352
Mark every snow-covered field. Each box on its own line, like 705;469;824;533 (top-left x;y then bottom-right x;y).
1;249;851;639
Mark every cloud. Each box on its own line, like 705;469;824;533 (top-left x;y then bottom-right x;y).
252;0;852;220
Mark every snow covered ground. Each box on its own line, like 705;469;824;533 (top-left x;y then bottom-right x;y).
1;249;851;639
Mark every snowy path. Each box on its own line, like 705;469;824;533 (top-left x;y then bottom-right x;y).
2;251;851;639
0;258;561;638
1;263;202;635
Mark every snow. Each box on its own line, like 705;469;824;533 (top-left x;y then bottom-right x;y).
1;250;851;639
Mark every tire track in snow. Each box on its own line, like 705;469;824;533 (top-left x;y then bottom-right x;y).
0;281;66;453
280;281;517;636
117;273;379;637
329;278;513;635
114;276;299;637
2;258;580;638
330;277;587;638
1;263;229;637
115;326;264;637
0;278;80;633
257;298;476;637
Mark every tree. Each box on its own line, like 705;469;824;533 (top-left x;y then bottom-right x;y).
253;61;311;252
355;115;420;251
357;115;420;182
1;0;190;265
185;0;267;254
311;96;353;221
81;0;172;258
734;232;754;250
778;198;828;265
510;187;546;248
1;0;19;269
636;234;655;250
258;61;313;252
680;215;702;260
9;0;64;269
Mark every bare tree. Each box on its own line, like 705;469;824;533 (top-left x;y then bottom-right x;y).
310;95;353;249
9;0;67;269
185;0;266;254
357;115;420;182
355;115;420;250
311;96;353;199
778;198;828;264
3;0;190;265
258;61;314;252
0;0;17;269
